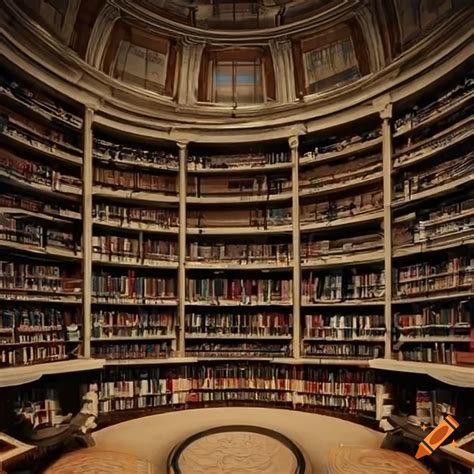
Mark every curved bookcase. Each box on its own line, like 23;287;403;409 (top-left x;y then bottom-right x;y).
0;40;472;401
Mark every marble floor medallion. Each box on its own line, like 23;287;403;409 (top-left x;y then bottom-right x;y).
168;425;305;474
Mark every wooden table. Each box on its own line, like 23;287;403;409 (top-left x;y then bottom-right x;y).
328;446;430;473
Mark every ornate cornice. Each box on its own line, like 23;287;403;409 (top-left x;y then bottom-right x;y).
109;0;362;44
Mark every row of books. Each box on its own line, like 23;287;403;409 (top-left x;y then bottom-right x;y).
185;311;292;337
394;76;473;133
300;155;381;193
302;271;385;303
0;214;78;251
301;129;381;160
86;365;380;413
0;147;81;195
94;138;178;169
95;365;377;394
394;301;471;337
92;310;175;339
92;271;177;301
394;152;473;202
185;342;290;357
187;242;292;263
395;257;473;298
0;75;83;129
0;261;80;294
0;106;81;163
187;175;291;198
0;307;79;330
394;116;472;168
188;151;290;170
393;196;474;249
303;343;383;359
303;314;386;339
92;235;178;263
0;344;68;367
188;206;292;229
0;192;80;220
186;278;293;304
91;342;172;360
93;203;178;229
94;167;177;194
300;189;382;226
395;344;462;364
301;232;382;260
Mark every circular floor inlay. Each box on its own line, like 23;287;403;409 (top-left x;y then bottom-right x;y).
168;425;305;474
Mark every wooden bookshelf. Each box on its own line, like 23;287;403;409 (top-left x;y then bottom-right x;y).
0;48;471;410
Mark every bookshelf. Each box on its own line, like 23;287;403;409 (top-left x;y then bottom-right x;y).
0;53;471;407
0;68;85;369
90;129;180;361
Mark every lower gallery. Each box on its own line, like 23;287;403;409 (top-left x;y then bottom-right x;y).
0;0;473;473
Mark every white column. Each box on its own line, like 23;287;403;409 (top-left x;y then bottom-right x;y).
82;107;94;358
177;142;188;355
380;103;393;359
290;136;301;359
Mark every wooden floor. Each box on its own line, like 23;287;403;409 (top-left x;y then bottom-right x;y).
93;407;384;473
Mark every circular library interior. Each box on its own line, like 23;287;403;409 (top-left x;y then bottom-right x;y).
0;0;472;473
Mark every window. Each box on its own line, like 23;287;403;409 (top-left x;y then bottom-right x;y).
113;41;168;94
304;38;361;94
211;60;264;105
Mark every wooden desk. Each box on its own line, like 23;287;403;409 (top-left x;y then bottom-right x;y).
328;446;430;473
0;432;36;470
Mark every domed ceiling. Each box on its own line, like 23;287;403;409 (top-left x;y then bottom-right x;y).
140;0;333;30
7;0;471;108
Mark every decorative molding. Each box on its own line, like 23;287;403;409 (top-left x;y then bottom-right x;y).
270;39;297;103
288;135;299;149
85;3;121;69
373;96;393;119
108;0;362;43
176;41;205;106
356;6;386;71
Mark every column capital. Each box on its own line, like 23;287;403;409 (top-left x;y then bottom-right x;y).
288;135;299;150
176;141;189;151
373;95;393;120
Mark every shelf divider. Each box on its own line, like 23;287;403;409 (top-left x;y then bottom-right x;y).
178;141;188;356
290;135;301;359
82;107;94;359
380;101;393;360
